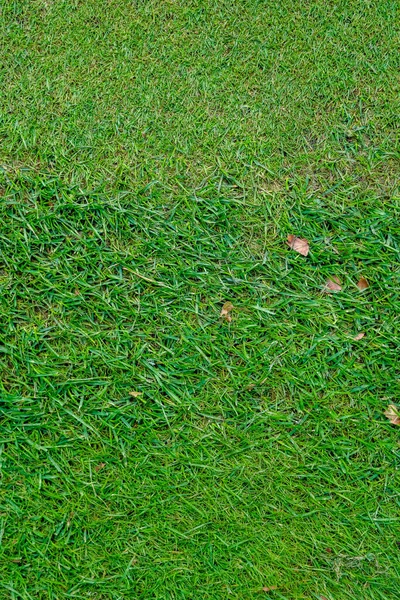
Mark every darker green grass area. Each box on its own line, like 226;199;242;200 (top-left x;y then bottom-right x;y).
1;1;400;599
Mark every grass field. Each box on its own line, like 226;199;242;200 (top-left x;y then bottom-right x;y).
1;1;400;598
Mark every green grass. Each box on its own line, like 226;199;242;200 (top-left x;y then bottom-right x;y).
0;0;400;598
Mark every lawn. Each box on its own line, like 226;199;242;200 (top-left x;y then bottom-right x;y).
0;0;399;598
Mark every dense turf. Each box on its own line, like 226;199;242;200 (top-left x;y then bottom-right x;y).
1;1;400;598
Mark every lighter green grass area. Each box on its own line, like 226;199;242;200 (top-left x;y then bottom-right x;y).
0;1;400;598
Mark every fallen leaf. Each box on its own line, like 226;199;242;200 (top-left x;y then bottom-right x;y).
357;277;369;291
220;301;234;322
353;332;365;341
287;234;309;257
323;276;342;293
94;463;105;472
129;391;142;398
262;587;277;593
384;405;400;426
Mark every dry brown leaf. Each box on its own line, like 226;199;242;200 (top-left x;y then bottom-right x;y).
384;405;400;426
353;332;365;341
220;301;234;322
262;587;277;593
129;391;143;398
323;276;342;293
357;277;369;291
287;234;309;257
94;463;105;472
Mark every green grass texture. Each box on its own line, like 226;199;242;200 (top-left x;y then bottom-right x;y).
0;1;399;598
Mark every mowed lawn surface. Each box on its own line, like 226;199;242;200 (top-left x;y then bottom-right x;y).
1;1;400;598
